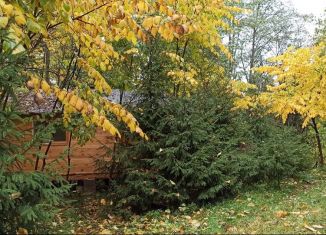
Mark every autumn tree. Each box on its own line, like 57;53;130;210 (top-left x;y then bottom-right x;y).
0;0;243;231
0;0;240;141
255;44;326;166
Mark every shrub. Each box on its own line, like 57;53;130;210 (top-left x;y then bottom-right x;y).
99;39;313;212
105;86;312;212
240;117;313;186
0;109;70;234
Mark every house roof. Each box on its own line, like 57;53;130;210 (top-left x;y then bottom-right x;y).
15;89;135;114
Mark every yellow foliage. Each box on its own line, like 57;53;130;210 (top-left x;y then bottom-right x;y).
165;52;199;92
3;0;239;139
77;58;112;94
255;44;326;126
2;4;13;16
41;80;51;95
102;98;149;140
229;80;258;111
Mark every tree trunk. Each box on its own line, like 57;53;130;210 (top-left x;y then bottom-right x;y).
312;118;324;166
249;27;257;84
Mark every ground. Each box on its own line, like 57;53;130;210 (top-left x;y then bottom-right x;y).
50;168;326;234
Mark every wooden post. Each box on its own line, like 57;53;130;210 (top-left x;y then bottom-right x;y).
66;132;73;180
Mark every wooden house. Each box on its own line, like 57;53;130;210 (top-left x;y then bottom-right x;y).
16;90;133;181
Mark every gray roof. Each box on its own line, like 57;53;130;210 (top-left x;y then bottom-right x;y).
15;89;135;114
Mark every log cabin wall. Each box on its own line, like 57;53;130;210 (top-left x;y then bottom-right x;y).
18;121;115;180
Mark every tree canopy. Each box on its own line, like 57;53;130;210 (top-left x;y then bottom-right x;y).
0;0;240;139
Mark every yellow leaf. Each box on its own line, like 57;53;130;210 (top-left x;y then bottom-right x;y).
17;227;28;235
142;17;153;30
58;90;67;101
151;27;158;37
41;80;51;95
15;14;26;25
69;95;78;107
0;16;8;28
127;31;137;45
100;62;106;71
2;4;13;15
75;98;84;111
153;16;161;25
129;122;136;132
137;1;146;13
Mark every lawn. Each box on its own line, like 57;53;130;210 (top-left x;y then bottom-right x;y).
50;168;326;234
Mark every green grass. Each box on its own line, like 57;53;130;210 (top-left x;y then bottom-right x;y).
49;168;326;234
203;168;326;234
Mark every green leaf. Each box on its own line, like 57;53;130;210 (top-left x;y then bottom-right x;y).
26;18;42;33
63;3;71;12
40;0;50;6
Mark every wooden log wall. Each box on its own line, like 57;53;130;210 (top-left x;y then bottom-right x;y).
17;122;115;180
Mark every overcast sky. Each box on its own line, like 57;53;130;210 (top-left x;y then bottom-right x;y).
287;0;326;17
284;0;326;35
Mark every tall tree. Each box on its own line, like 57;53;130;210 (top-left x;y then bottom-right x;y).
226;0;309;90
315;10;326;43
255;44;326;166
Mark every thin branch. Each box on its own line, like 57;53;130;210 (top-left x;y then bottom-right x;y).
2;93;9;111
76;18;95;26
48;2;110;30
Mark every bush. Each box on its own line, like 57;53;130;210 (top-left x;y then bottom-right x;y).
0;109;70;234
105;84;313;212
238;117;313;186
98;38;313;212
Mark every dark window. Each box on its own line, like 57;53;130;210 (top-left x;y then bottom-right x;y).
52;128;67;141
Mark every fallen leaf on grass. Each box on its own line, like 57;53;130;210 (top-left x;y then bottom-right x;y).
275;210;288;218
100;199;107;205
304;224;320;233
289;211;301;215
99;229;111;234
312;225;324;229
226;226;238;233
283;222;291;227
190;219;201;228
289;211;310;216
